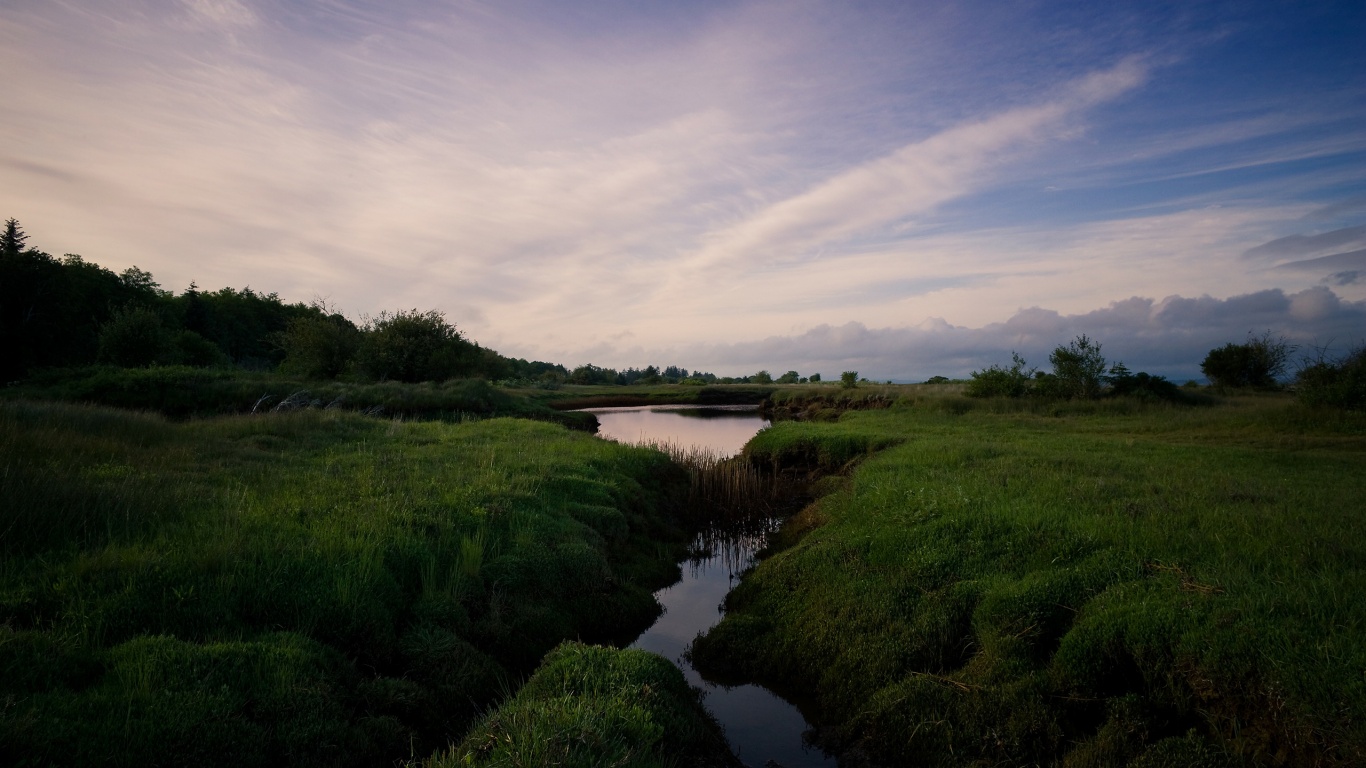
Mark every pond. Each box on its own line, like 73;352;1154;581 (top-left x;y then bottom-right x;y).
578;405;836;768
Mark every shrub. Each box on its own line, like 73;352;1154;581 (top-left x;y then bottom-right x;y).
753;370;774;384
1201;331;1294;388
1049;334;1107;399
97;307;169;367
965;353;1033;398
277;313;361;379
356;309;474;383
840;371;858;389
1296;345;1366;409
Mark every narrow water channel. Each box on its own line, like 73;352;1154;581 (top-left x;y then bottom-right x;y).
580;405;836;768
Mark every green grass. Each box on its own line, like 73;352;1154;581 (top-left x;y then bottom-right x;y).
691;394;1366;766
0;401;696;766
1;365;596;429
422;642;737;768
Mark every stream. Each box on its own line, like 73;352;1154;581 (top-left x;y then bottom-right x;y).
580;405;836;768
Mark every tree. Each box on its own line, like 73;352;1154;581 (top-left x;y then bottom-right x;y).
753;370;773;384
809;373;821;383
776;370;799;384
1201;331;1294;388
840;371;858;389
1049;334;1107;399
1295;344;1366;409
1;218;29;258
357;309;474;382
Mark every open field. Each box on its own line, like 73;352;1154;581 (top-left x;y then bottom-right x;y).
693;392;1366;766
0;401;710;766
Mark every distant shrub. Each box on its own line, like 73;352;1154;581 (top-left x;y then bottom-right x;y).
357;309;474;383
1106;363;1181;401
840;371;858;389
1049;334;1107;399
966;353;1033;398
1201;331;1294;388
809;373;822;383
753;370;774;384
1296;345;1366;409
277;313;360;379
169;330;226;367
97;307;169;367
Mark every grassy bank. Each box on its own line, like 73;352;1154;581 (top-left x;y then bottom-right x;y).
423;642;737;768
0;402;698;766
1;366;596;430
513;383;778;410
692;394;1366;766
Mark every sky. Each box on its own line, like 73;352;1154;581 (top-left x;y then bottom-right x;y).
3;0;1364;381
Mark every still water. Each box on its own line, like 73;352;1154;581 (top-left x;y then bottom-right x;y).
579;405;836;768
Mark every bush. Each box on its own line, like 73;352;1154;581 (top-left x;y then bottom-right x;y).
356;309;474;383
1049;334;1107;399
1201;331;1293;388
1296;345;1366;409
96;307;169;367
277;314;361;379
753;370;774;384
966;353;1033;398
840;371;859;389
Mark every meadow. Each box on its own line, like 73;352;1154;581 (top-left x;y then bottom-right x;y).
691;389;1366;766
0;399;734;766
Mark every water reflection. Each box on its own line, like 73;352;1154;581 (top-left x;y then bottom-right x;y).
630;528;834;768
576;405;834;767
580;405;769;458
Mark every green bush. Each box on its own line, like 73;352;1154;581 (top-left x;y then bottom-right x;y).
96;307;168;367
357;309;476;383
1049;334;1107;399
965;352;1033;398
1296;345;1366;409
1201;331;1293;388
277;313;361;379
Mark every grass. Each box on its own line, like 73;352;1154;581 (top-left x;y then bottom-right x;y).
690;393;1366;766
421;642;737;768
0;401;698;766
1;365;596;430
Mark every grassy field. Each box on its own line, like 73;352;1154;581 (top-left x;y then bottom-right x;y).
692;391;1365;766
0;401;711;766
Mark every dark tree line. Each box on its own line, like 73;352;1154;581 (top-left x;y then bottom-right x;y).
0;220;562;383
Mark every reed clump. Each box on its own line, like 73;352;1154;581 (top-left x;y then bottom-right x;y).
643;439;777;526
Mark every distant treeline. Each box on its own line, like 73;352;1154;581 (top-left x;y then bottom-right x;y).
0;219;566;383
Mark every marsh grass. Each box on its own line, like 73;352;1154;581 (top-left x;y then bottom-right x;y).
0;401;694;766
643;439;777;524
691;393;1366;766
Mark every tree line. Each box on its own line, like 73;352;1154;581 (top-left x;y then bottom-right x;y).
966;331;1364;408
0;219;565;383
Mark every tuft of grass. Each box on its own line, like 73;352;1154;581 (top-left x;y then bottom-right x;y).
421;642;737;768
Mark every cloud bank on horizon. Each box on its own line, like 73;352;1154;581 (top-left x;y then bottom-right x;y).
2;0;1363;380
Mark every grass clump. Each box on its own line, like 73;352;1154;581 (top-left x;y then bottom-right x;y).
690;395;1366;766
0;401;693;766
422;642;737;768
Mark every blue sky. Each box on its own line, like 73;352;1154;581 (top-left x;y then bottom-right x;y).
2;0;1363;380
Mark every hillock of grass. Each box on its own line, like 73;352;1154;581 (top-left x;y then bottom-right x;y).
691;395;1366;766
0;402;697;766
422;642;738;768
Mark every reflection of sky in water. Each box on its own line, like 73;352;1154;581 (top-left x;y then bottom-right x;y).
580;405;769;457
583;406;833;767
630;536;835;768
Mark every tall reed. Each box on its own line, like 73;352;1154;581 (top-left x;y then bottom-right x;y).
644;439;776;527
